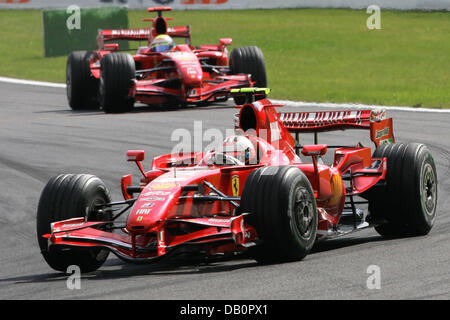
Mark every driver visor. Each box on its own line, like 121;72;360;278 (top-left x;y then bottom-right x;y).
151;43;173;52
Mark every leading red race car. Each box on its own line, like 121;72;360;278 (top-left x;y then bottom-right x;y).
66;7;267;113
37;89;438;272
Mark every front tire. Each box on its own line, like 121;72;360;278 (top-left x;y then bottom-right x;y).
368;143;438;237
99;53;136;113
241;166;317;263
36;174;112;273
66;51;99;110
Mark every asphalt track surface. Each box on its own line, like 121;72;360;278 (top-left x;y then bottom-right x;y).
0;81;449;300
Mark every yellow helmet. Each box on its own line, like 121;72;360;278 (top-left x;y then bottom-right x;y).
150;35;175;53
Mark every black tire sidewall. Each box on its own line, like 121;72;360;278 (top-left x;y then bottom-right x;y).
407;145;437;234
100;53;136;113
66;51;99;110
284;170;318;256
242;166;317;262
36;174;111;273
230;46;267;105
370;143;438;236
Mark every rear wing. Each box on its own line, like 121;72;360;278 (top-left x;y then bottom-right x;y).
97;26;191;49
279;109;395;147
232;88;395;149
280;109;372;132
97;6;191;50
98;28;151;43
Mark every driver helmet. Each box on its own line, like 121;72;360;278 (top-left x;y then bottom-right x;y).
219;135;257;165
150;34;175;53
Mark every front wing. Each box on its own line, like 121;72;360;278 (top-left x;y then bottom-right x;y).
131;75;252;105
44;214;256;263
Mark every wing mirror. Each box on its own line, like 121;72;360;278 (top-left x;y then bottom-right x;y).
127;150;145;162
301;144;327;157
301;144;327;195
127;150;147;180
220;38;232;46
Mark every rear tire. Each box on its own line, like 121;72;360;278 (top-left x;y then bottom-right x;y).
368;143;438;237
99;53;136;113
229;46;267;105
241;166;317;263
66;51;99;110
36;174;112;273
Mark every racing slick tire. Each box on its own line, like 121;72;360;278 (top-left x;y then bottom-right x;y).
229;46;267;105
368;143;437;237
66;51;99;110
241;166;317;263
36;174;112;273
99;52;136;113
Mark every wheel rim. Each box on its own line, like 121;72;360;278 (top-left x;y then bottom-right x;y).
85;194;111;260
421;163;437;216
293;187;314;240
86;193;110;222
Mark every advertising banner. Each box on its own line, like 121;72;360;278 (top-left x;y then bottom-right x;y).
42;6;128;57
1;0;449;10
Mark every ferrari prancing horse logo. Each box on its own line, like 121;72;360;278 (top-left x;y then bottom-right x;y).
232;175;240;197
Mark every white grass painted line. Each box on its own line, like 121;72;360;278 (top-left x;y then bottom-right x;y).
1;75;449;113
272;99;450;114
0;76;66;88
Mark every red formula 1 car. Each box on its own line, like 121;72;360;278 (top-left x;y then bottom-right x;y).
66;7;267;113
37;89;438;272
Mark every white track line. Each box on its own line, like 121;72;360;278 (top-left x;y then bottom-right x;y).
0;76;66;88
1;75;449;113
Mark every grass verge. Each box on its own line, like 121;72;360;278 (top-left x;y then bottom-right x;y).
0;9;448;108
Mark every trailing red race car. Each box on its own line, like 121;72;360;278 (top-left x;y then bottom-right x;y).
37;89;438;272
66;7;267;113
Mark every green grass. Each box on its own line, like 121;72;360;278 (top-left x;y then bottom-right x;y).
0;9;449;108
